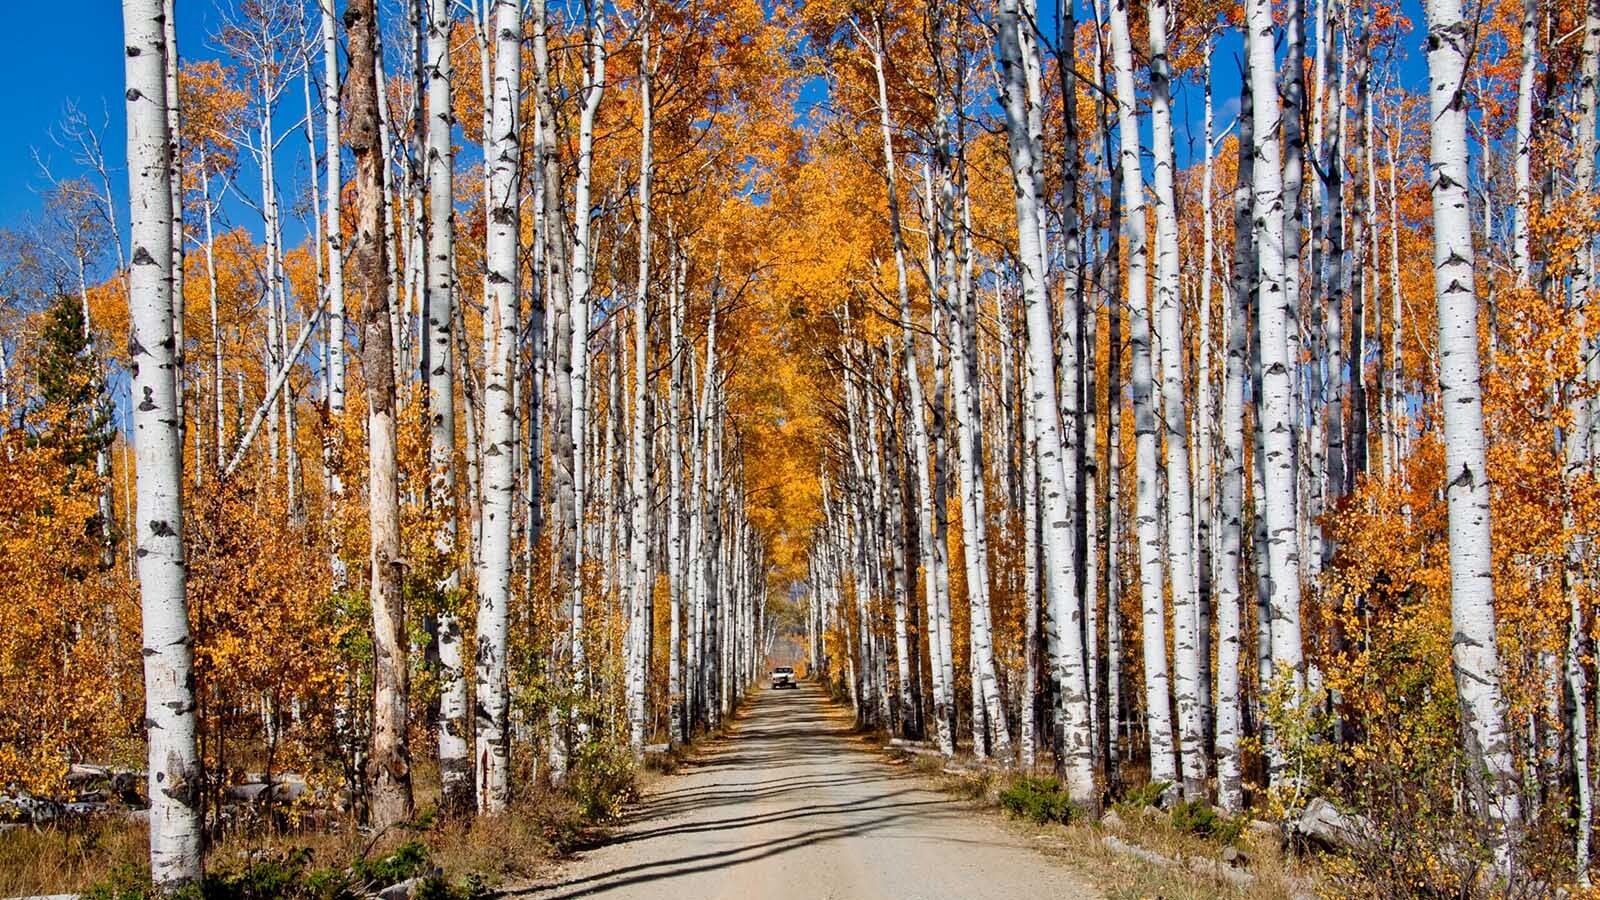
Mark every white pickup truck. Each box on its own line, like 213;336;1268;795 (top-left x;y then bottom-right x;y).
770;665;797;689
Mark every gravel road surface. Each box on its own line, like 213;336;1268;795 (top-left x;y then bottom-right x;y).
510;682;1100;899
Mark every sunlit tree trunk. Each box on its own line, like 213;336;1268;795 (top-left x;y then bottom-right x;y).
626;18;655;755
869;17;953;755
667;250;687;746
123;0;202;882
1216;62;1256;815
1512;0;1537;287
422;0;469;817
568;9;607;702
1246;0;1306;765
348;0;413;830
1568;8;1600;882
1147;0;1204;799
531;0;573;783
1000;0;1089;793
474;0;519;816
1108;0;1177;790
1425;0;1524;871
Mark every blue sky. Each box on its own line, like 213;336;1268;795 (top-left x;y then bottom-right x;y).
0;0;1430;241
0;3;232;225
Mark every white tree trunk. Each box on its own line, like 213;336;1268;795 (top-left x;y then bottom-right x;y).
1108;0;1177;790
626;22;655;755
1216;59;1256;815
1511;0;1536;287
568;11;607;698
322;0;347;415
1246;0;1306;758
1000;0;1091;796
667;250;687;745
123;0;202;882
868;19;952;755
423;0;469;816
1147;0;1205;800
1425;0;1524;871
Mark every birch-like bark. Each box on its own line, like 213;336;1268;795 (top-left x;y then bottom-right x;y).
322;0;347;415
1217;59;1256;814
626;17;655;755
1000;0;1090;793
1247;0;1306;741
1425;0;1524;870
1569;9;1600;881
473;0;518;816
423;0;468;816
348;0;413;830
869;17;953;755
1108;0;1177;790
568;8;607;698
1148;0;1205;799
667;250;687;745
162;0;184;440
1511;0;1536;287
124;0;201;882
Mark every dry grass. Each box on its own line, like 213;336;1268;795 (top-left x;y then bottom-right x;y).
0;819;150;895
904;764;1322;900
0;786;587;896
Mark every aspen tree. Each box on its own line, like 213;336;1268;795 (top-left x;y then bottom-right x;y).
347;0;413;829
1216;58;1256;815
423;0;469;816
1000;0;1091;796
1246;0;1306;756
475;0;520;816
1107;0;1177;790
1567;3;1600;880
123;0;202;882
1425;0;1523;870
869;14;953;755
626;10;655;755
568;6;607;700
1147;0;1205;799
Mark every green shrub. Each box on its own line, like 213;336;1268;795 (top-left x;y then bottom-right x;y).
1118;780;1172;811
81;864;155;900
349;840;429;887
1170;800;1245;845
998;777;1078;825
569;739;637;822
79;840;484;900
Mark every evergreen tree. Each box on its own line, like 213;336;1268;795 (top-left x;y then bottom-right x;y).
34;293;113;481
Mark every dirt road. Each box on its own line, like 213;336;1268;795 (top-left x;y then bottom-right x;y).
512;682;1100;899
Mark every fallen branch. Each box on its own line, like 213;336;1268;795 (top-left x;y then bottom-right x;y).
1101;834;1256;889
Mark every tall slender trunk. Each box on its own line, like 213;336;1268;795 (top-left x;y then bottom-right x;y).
1247;0;1306;773
1425;0;1524;871
568;9;607;703
473;0;519;816
1000;0;1090;794
323;1;347;415
667;250;687;746
1568;5;1600;881
423;0;468;816
124;0;202;882
1108;0;1177;790
627;19;655;755
348;0;413;830
1217;59;1256;814
870;17;953;755
1148;0;1204;799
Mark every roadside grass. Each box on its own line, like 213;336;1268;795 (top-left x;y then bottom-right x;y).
887;753;1319;900
1;694;756;898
